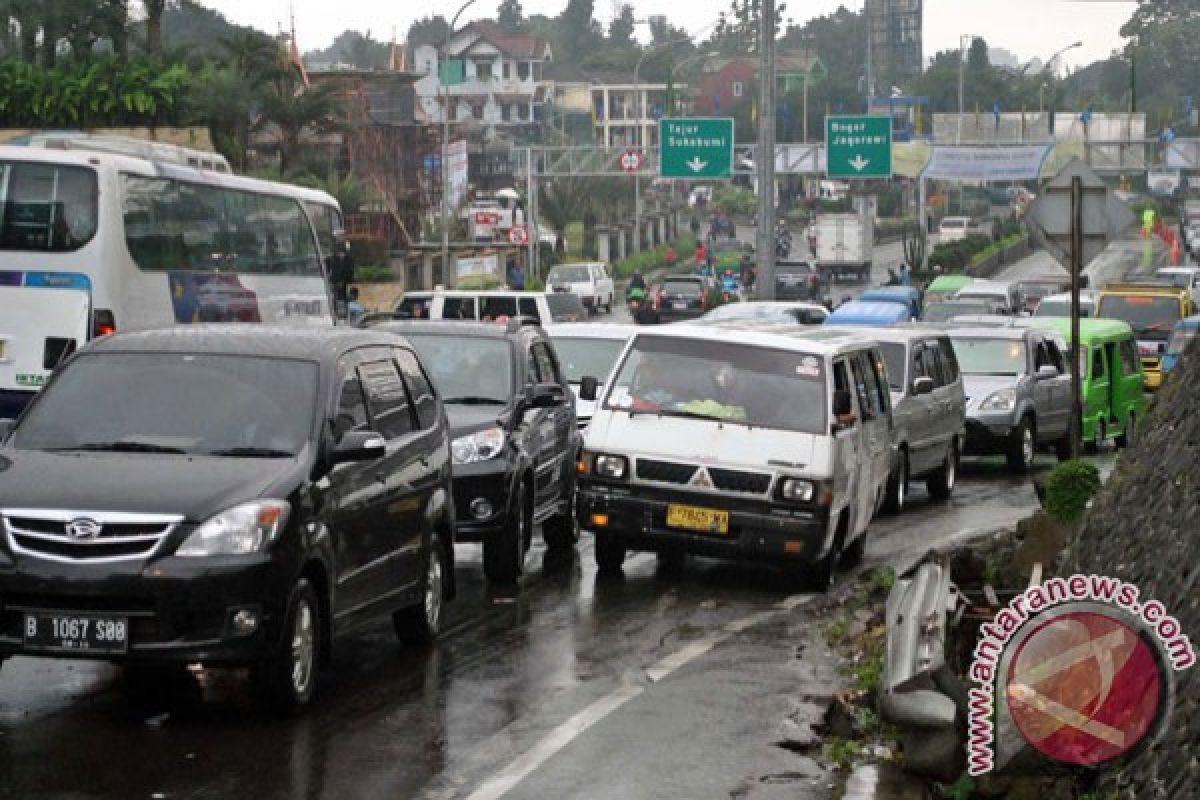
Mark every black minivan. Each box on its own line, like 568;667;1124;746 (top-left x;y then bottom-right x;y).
0;326;455;711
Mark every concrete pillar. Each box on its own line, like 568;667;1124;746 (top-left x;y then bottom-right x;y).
423;252;436;289
596;226;612;263
616;226;628;262
657;214;667;247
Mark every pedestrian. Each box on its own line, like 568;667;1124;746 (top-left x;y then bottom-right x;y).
508;261;525;290
665;244;677;267
693;242;707;269
899;261;911;287
346;286;365;324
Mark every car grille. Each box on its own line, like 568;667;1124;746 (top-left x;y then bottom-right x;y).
636;459;698;485
2;510;182;563
708;468;772;494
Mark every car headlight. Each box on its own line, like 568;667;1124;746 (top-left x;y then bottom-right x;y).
779;478;815;502
176;500;290;557
594;454;629;479
979;389;1017;412
452;428;506;465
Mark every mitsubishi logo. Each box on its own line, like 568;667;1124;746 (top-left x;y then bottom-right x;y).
64;518;103;541
689;468;713;489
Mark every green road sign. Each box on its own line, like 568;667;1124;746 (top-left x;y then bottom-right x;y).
825;115;892;179
659;118;734;179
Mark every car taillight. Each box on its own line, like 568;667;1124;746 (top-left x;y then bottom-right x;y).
655;287;663;310
92;309;116;338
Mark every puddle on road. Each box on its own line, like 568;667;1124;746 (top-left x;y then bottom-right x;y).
840;762;926;799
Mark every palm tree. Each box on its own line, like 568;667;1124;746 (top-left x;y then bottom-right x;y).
539;178;587;256
256;72;345;175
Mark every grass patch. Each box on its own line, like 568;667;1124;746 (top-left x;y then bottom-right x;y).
824;736;862;771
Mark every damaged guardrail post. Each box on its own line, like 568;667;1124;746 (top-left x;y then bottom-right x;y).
880;556;965;779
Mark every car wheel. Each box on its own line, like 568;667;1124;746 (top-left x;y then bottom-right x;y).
1006;418;1035;473
926;442;958;500
484;482;528;584
393;533;446;645
606;296;613;313
543;477;580;551
882;449;908;514
1115;413;1136;449
252;578;320;713
808;525;843;591
594;536;626;574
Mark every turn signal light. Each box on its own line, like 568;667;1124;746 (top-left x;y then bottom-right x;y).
590;513;609;528
784;541;803;555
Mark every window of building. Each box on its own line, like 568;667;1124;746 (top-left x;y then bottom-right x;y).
502;61;511;80
502;104;512;121
732;81;744;98
532;61;542;81
475;60;493;81
517;62;530;80
472;103;484;120
518;103;529;121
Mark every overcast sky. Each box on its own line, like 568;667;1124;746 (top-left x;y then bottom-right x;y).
201;0;1133;71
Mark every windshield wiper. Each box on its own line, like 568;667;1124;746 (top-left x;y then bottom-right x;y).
657;409;742;425
208;447;295;458
444;396;508;405
55;441;188;454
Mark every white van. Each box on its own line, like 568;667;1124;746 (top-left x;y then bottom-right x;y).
393;290;587;324
576;324;894;587
546;262;616;314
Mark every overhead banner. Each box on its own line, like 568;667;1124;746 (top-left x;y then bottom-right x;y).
918;145;1051;182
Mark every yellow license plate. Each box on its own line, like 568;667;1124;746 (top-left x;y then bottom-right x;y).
666;504;730;534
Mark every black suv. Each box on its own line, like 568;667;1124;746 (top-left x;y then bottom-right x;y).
653;276;710;324
376;320;582;583
775;260;823;302
0;327;455;712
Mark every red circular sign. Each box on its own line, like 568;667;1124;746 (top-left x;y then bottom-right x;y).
620;150;644;173
1005;610;1164;767
508;226;529;246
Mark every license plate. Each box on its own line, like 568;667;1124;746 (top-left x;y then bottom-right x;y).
23;613;129;654
666;504;730;534
672;301;689;310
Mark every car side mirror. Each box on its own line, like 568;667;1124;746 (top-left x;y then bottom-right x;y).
332;430;386;464
1036;364;1060;380
0;419;14;443
579;376;599;402
912;376;935;395
526;382;566;409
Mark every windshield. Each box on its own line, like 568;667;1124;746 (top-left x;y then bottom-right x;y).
0;161;98;252
14;353;317;456
878;342;906;390
1017;283;1062;300
603;336;827;434
1156;272;1194;289
549;266;590;283
1098;295;1181;339
663;280;703;295
1168;327;1197;355
951;338;1027;376
922;302;989;322
552;337;627;384
941;218;967;229
404;334;513;403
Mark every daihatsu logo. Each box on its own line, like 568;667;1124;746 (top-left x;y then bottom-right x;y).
64;518;103;541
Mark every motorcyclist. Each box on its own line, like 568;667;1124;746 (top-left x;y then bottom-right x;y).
884;267;901;287
629;270;647;293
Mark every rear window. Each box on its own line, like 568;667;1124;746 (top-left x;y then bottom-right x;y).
663;279;703;295
0;161;98;252
1168;326;1198;355
941;218;967;229
549;266;591;283
1098;295;1182;338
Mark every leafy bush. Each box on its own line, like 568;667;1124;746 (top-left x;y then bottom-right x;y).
353;265;395;282
929;234;993;272
457;275;503;290
711;186;757;217
1043;460;1102;523
609;233;698;279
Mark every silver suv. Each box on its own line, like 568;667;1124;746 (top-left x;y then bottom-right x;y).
863;328;966;513
945;324;1073;472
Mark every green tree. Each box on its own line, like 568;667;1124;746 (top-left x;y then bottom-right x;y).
608;4;636;49
708;0;787;55
143;0;166;57
557;0;602;56
497;0;524;33
407;15;449;50
256;71;345;175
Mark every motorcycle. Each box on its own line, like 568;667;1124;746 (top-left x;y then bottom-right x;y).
626;286;652;324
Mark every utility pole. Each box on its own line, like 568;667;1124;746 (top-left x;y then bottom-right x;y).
1069;175;1083;458
756;0;777;299
957;34;969;145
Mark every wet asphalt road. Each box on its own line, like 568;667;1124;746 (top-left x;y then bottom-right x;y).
0;445;1114;800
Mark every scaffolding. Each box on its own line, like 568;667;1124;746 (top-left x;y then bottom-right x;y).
866;0;923;87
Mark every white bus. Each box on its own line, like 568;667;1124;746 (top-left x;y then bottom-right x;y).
0;145;341;418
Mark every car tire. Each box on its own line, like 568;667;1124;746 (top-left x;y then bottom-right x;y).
926;442;958;501
882;449;908;514
808;518;845;591
543;477;580;551
393;533;446;645
252;578;320;714
1006;417;1035;473
484;482;528;584
594;536;626;574
1115;413;1136;449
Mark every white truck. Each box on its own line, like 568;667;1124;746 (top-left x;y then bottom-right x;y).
816;211;874;283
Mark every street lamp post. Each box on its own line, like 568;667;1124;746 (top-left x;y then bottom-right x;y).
440;0;478;280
